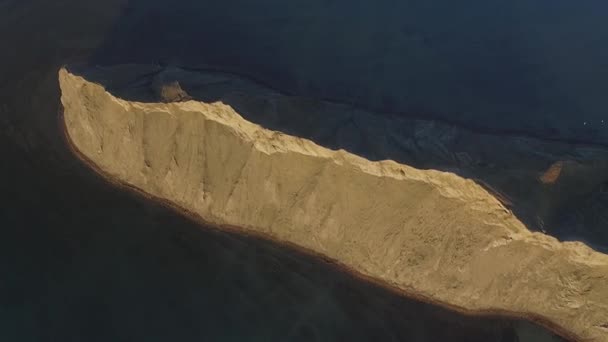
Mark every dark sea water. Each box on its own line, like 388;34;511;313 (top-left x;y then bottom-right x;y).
3;0;605;340
92;0;608;146
0;146;563;341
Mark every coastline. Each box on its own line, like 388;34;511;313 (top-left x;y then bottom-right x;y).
78;63;608;149
56;87;582;342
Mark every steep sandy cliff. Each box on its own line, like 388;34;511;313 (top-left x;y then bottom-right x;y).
73;64;608;248
59;68;608;341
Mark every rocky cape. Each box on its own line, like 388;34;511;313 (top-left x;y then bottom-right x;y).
59;68;608;341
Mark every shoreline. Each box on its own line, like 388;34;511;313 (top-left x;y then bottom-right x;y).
57;87;582;342
156;64;608;149
76;63;608;150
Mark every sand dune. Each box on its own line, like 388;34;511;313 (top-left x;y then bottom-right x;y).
60;68;608;341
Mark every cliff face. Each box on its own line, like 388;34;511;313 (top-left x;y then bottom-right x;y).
59;68;608;341
72;64;608;250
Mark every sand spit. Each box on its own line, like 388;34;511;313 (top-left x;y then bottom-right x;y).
59;68;608;341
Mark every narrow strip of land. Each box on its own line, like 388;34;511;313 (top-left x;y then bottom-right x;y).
60;68;608;342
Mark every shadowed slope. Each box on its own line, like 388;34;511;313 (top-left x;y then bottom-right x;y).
92;0;608;145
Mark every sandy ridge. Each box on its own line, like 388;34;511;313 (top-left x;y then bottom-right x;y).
59;68;608;341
